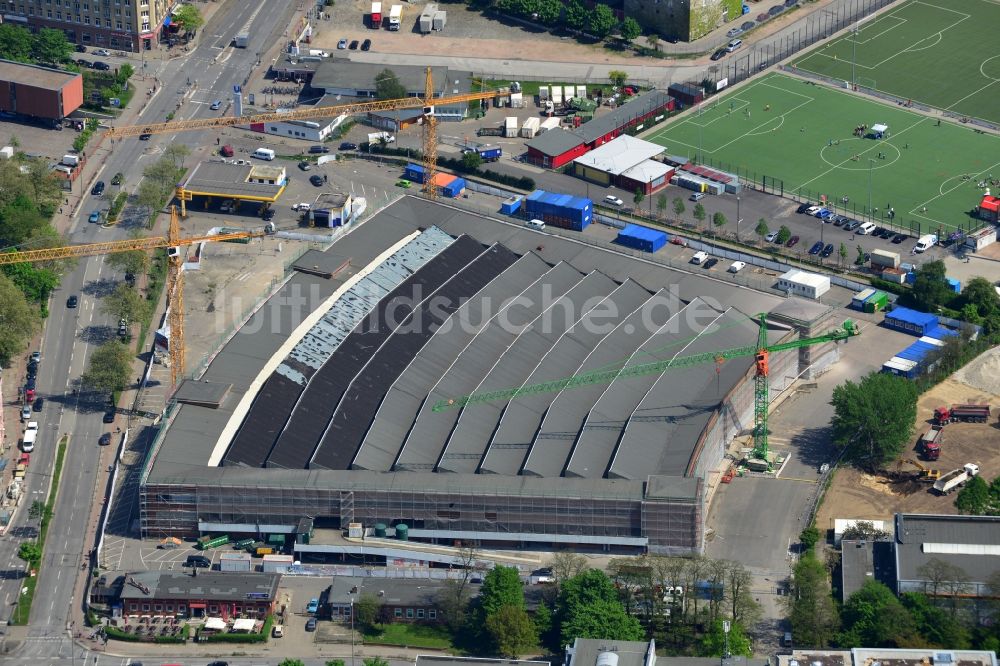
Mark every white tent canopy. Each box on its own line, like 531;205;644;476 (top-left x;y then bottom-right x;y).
204;617;226;631
232;618;256;632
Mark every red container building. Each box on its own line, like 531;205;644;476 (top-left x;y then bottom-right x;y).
0;59;83;121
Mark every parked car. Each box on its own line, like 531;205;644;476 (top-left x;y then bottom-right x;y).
185;555;211;568
337;38;348;49
690;192;705;202
818;210;834;221
844;220;862;231
305;618;317;631
786;235;800;248
604;195;624;206
726;27;742;38
103;406;116;423
808;241;824;255
67;295;78;308
33;397;44;412
92;61;110;71
91;181;105;196
98;432;112;446
21;404;31;422
690;251;709;265
31;351;40;363
76;44;88;53
349;40;359;50
309;145;330;154
711;49;727;61
821;243;835;257
292;202;312;211
339;142;358;151
796;203;812;214
210;100;222;110
88;210;102;224
804;205;820;215
76;58;91;68
741;21;754;30
892;233;908;244
298;161;312;171
833;215;848;227
307;598;319;613
309;174;324;187
93;48;111;56
872;226;885;237
728;261;747;273
879;227;894;239
361;39;372;51
765;231;779;243
702;257;719;269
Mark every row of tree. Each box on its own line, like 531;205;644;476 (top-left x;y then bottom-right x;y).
490;0;634;41
0;24;73;66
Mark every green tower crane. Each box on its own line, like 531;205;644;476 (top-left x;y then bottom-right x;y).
432;313;860;464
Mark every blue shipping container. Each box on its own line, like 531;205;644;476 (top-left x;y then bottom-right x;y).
478;147;502;161
500;197;522;215
946;277;961;293
924;325;957;341
883;307;938;336
404;163;426;184
441;177;466;198
616;224;667;252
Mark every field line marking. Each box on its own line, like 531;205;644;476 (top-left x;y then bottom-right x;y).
866;13;968;69
757;80;817;102
907;161;1000;223
851;15;907;45
911;0;972;18
945;76;1000;111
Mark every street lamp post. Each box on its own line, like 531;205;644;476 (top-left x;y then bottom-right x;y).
350;594;356;666
868;159;875;221
736;195;741;240
852;25;858;88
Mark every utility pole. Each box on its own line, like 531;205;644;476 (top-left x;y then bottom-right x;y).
722;619;731;659
852;24;858;88
735;195;742;240
868;159;875;221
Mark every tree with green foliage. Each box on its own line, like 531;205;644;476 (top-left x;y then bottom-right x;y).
486;604;536;658
839;242;848;264
354;593;383;630
910;259;952;311
607;69;628;89
327;661;346;666
645;34;660;52
0;272;39;366
562;0;587;30
901;592;971;648
619;17;641;42
697;619;753;657
693;203;706;226
557;569;643;644
279;660;307;666
956;474;990;515
100;283;150;326
81;340;132;394
960;276;1000;340
589;4;617;39
117;63;135;85
535;0;562;24
461;151;483;172
712;211;727;233
105;249;150;277
633;188;644;207
0;24;33;62
673;197;685;217
17;541;41;567
799;526;820;552
776;225;791;244
754;218;768;241
547;552;588;581
481;565;524;616
2;262;58;305
656;193;668;217
841;520;891;542
375;69;407;101
839;580;919;648
31;28;71;65
831;371;918;470
173;4;205;33
786;555;839;647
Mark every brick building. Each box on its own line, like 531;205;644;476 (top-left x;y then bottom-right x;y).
118;571;280;619
0;0;171;52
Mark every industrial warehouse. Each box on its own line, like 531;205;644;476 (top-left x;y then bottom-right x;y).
140;197;846;555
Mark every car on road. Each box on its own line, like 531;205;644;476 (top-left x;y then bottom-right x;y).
307;598;319;613
796;203;812;214
93;48;111;56
821;243;835;257
306;618;317;631
711;49;726;61
396;179;412;188
361;39;372;51
339;142;358;151
604;195;624;206
337;38;348;49
292;202;311;211
786;235;800;248
765;231;779;243
262;208;275;221
702;257;718;269
207;661;229;666
91;181;105;196
33;397;44;412
66;295;78;308
92;61;110;70
808;241;824;255
690;192;705;202
103;406;116;423
111;172;123;186
98;432;112;446
139;129;152;140
726;27;742;38
76;58;91;68
892;233;908;244
88;210;102;224
210;100;222;110
309;145;330;154
21;404;31;421
31;351;40;363
309;174;324;187
349;40;359;50
185;555;211;568
298;160;312;171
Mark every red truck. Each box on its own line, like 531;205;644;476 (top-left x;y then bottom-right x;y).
934;403;991;425
370;2;382;28
918;426;943;460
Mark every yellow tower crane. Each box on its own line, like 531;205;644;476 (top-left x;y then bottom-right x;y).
106;69;495;200
0;207;270;387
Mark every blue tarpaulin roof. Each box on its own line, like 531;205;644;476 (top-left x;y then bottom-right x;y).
897;340;939;363
924;325;957;340
526;189;591;212
618;224;667;243
885;306;938;328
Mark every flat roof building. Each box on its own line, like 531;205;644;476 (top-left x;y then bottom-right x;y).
118;571;280;619
0;59;83;121
573;135;672;194
177;162;288;207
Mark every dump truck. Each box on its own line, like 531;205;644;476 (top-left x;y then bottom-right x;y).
918;426;943;461
934;403;991;424
933;463;979;495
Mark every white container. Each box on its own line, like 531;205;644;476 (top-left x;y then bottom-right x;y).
62;154;80;166
538;86;549;101
504;116;518;138
219;552;252;572
0;146;14;159
348;522;363;538
551;86;563;104
539;117;560;132
575;85;587;99
261;554;294;573
564;85;575;101
432;10;446;30
870;248;900;268
520;117;540;138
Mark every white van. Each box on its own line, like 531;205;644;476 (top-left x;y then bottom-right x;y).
21;421;38;453
856;221;877;235
252;148;276;161
690;251;709;265
726;39;743;52
525;219;546;230
913;234;938;253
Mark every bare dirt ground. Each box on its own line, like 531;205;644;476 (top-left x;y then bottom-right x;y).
816;360;1000;532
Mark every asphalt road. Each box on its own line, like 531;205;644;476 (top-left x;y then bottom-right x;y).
0;1;296;662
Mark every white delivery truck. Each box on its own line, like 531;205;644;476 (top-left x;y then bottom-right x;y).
913;234;938;253
388;5;402;30
252;148;276;161
21;421;38;452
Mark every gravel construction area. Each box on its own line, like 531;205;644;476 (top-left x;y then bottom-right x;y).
953;346;1000;396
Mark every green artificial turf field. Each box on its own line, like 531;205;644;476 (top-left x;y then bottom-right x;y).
791;0;1000;124
647;73;1000;234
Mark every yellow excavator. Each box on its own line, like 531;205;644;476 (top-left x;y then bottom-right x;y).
898;458;941;482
